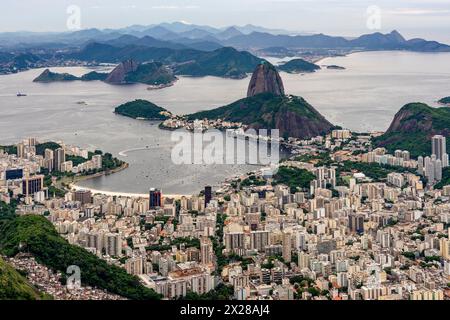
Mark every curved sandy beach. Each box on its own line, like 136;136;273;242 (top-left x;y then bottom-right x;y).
70;184;191;199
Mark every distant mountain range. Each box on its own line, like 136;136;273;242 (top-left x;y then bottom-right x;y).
0;22;305;49
1;22;449;77
0;22;448;53
223;30;450;52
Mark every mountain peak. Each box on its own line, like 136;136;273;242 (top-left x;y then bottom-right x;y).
389;30;406;42
374;102;450;157
105;59;139;84
247;62;285;97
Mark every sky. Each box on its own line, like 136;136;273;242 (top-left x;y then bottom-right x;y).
1;0;450;43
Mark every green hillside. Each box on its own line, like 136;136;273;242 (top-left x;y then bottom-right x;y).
373;103;450;157
80;71;108;81
187;92;334;139
0;202;161;300
74;44;263;79
124;62;176;85
0;256;50;300
173;47;263;79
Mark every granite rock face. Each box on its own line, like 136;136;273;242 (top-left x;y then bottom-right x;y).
105;59;139;84
247;62;285;97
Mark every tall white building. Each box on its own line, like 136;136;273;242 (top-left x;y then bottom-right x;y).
200;237;213;265
432;135;448;167
105;232;122;257
423;155;442;184
250;230;269;252
282;231;292;263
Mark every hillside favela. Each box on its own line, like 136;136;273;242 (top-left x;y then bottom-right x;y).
1;0;450;307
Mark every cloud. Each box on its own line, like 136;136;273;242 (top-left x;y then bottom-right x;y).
387;8;450;16
151;5;199;10
121;5;137;9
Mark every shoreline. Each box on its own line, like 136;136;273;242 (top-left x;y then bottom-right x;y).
68;162;191;199
69;184;191;199
61;162;128;189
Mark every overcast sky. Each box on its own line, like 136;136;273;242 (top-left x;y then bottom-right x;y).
1;0;450;43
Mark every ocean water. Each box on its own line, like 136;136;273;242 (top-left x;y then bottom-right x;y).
1;51;449;194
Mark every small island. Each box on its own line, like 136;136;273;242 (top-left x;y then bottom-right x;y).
438;96;450;106
33;69;108;83
33;69;80;82
80;71;109;81
326;65;346;70
277;59;321;74
33;60;177;88
114;99;171;120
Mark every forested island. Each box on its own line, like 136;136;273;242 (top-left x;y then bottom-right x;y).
114;99;170;120
277;58;321;73
438;96;450;105
33;68;108;83
33;60;177;87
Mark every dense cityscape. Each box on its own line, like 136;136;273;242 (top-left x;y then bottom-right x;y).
1;127;449;300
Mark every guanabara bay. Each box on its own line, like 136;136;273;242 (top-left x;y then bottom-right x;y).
1;0;450;312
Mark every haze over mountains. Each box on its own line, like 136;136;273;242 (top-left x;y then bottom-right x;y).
1;22;449;77
0;22;302;48
1;22;449;52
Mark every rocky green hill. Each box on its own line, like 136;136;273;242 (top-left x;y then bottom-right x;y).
373;103;450;157
33;69;108;83
33;61;175;86
115;99;170;120
104;60;177;85
124;62;176;85
173;47;263;79
187;62;333;139
277;59;321;73
188;92;334;139
74;44;262;79
80;71;108;81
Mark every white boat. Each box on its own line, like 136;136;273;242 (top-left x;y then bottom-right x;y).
17;92;27;97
